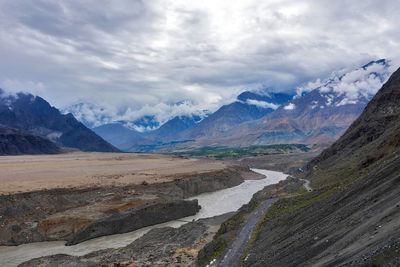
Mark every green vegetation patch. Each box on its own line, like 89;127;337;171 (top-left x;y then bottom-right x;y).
364;243;400;266
173;144;311;159
264;188;337;220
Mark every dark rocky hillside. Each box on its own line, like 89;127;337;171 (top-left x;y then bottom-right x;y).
148;115;200;141
0;90;119;152
242;67;400;266
0;125;60;155
178;92;293;140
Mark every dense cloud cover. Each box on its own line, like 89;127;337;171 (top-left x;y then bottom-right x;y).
0;0;399;125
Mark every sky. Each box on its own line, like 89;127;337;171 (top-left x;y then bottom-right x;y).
0;0;399;126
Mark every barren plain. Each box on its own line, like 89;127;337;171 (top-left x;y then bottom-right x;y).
0;152;245;195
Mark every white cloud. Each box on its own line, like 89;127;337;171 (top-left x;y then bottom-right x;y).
246;99;279;110
284;103;296;110
318;61;394;103
295;60;395;108
0;0;399;125
310;100;318;109
63;100;212;128
336;98;358;106
296;78;324;96
0;79;46;97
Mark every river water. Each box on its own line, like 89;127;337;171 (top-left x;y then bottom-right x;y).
0;169;287;266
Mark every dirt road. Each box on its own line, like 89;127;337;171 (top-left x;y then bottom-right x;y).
219;198;279;267
218;178;312;266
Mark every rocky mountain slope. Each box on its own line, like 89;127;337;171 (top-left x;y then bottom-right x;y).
0;91;119;152
0;125;60;155
194;59;392;147
242;66;400;266
147;115;201;141
176;92;293;140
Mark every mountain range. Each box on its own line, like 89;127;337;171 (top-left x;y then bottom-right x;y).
0;59;392;154
86;59;391;152
179;59;392;148
176;92;294;140
0;90;119;153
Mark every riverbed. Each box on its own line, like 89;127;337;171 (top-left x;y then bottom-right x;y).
0;169;287;266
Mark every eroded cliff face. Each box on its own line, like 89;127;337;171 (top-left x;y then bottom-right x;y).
66;200;201;245
171;167;245;198
20;221;210;267
0;165;250;245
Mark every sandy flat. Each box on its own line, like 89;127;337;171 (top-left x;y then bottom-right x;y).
0;152;231;195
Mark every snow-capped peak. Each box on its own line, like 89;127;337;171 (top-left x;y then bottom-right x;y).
319;59;392;106
297;59;393;109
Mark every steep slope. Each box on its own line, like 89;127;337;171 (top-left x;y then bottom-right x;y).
0;91;119;152
179;92;294;140
0;125;60;155
147;115;200;141
243;67;400;266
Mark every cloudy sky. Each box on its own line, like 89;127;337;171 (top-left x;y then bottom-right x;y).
0;0;399;124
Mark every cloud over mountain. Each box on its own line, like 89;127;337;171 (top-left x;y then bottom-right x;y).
0;1;399;119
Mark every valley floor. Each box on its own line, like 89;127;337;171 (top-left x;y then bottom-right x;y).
0;152;242;195
0;150;318;266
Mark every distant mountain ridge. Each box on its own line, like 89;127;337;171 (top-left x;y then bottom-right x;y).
176;92;294;140
63;59;393;152
118;91;294;151
179;59;393;148
147;115;201;141
0;90;119;152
